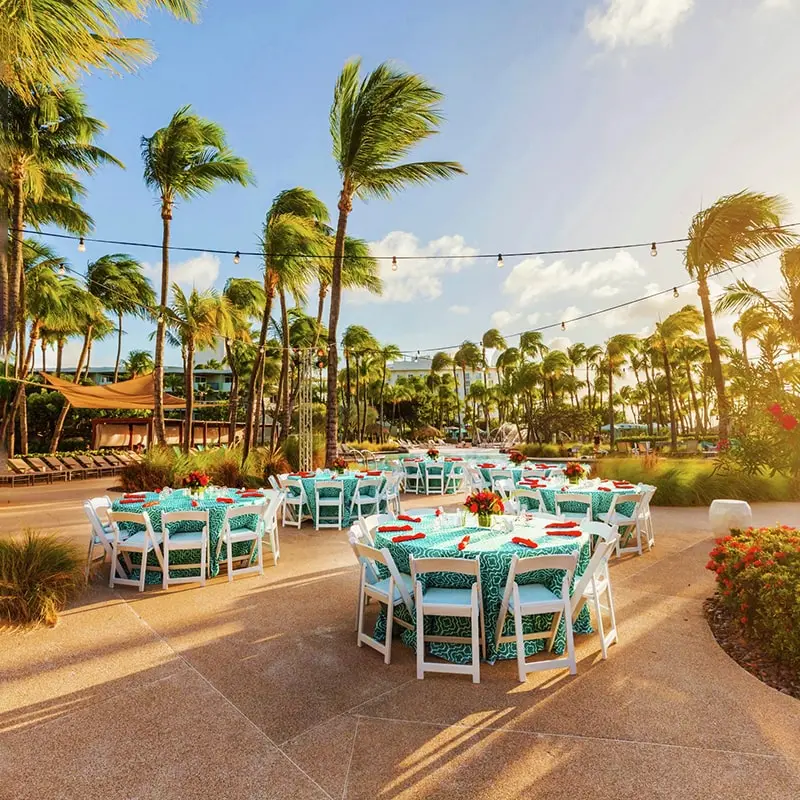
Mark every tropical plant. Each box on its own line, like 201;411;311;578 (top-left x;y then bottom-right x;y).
122;349;154;378
141;105;253;446
323;58;465;464
603;333;637;445
453;341;482;439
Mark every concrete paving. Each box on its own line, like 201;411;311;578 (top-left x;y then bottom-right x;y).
1;481;798;799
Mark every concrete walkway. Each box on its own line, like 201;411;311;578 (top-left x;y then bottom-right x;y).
1;482;798;799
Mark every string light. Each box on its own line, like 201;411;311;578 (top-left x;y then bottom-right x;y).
391;256;397;271
58;263;66;276
78;237;85;253
650;242;658;257
561;321;566;331
233;251;240;265
497;253;504;268
673;287;679;298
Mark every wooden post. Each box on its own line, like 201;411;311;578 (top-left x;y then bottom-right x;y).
128;423;134;449
202;422;207;449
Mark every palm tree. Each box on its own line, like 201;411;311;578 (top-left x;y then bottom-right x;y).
341;325;378;442
684;190;796;440
167;284;226;453
377;343;402;442
542;350;571;405
85;254;155;381
566;343;587;407
324;58;465;464
519;331;549;363
603;333;637;446
652;306;702;449
480;328;506;433
123;349;154;378
431;351;455;437
584;344;603;411
453;341;482;440
142;106;253;446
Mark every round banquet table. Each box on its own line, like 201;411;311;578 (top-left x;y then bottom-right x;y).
372;515;593;665
478;465;563;485
402;458;460;494
112;489;263;583
291;471;387;527
533;483;641;519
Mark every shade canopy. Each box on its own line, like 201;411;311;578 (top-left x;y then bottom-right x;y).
41;372;185;410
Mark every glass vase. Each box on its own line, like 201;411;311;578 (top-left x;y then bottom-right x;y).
477;511;493;528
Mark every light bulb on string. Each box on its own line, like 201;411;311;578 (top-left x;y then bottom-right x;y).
673;287;679;298
497;253;504;269
561;321;566;331
233;251;240;265
391;256;398;272
650;242;658;257
58;263;66;276
78;237;85;253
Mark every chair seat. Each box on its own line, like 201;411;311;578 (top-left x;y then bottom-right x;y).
317;497;343;505
223;526;259;542
367;572;414;603
560;512;590;521
164;531;205;548
599;511;636;525
509;582;560;609
119;530;162;548
422;586;474;608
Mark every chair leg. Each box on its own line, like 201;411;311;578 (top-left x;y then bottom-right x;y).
201;536;207;587
227;534;233;582
471;592;480;684
85;536;96;581
162;545;169;590
415;604;425;680
514;606;526;683
384;602;394;665
109;545;117;589
138;549;147;592
256;533;263;576
593;587;607;659
357;583;366;647
605;573;619;647
564;599;577;675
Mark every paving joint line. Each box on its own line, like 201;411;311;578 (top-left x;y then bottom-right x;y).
340;716;360;800
351;712;798;763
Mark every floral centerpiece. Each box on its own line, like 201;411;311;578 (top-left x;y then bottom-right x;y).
427;447;439;460
332;456;347;474
464;490;504;528
508;450;526;465
182;470;210;496
564;462;584;484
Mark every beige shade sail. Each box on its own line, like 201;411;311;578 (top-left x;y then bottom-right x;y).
40;372;185;410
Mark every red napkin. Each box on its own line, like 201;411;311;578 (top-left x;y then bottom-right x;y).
120;498;143;504
397;515;422;523
391;533;426;543
535;464;549;469
457;535;470;551
512;537;538;549
435;508;442;517
478;463;496;468
123;493;146;499
290;472;314;478
613;481;634;488
355;474;365;479
598;486;611;492
379;524;412;533
142;500;159;509
445;457;463;461
367;471;382;476
546;521;579;529
216;497;234;504
546;530;582;537
240;491;264;498
191;499;199;508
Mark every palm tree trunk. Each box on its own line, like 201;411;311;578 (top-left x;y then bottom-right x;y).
279;291;291;444
184;340;194;453
608;362;615;447
684;361;703;434
113;310;124;383
152;209;171;446
83;336;93;382
344;350;352;441
379;363;387;443
324;192;351;465
226;341;239;443
7;168;24;365
56;339;64;377
661;345;678;450
697;277;730;440
313;285;326;349
243;278;275;460
0;321;40;453
453;364;462;441
50;326;92;453
0;206;7;368
41;339;46;373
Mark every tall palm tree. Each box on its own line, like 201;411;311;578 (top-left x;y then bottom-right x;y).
167;284;226;453
566;343;587;407
453;341;482;440
142;106;253;446
85;253;155;381
584;344;603;411
324;58;465;464
684;190;796;439
123;349;154;378
480;328;506;433
431;351;455;437
603;333;637;446
652;306;702;449
541;350;571;405
242;188;327;456
519;330;549;363
377;343;402;442
341;325;377;442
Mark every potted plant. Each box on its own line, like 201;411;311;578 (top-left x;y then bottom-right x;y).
464;490;504;528
564;462;584;485
182;469;210;497
427;447;439;460
332;456;347;474
508;450;526;465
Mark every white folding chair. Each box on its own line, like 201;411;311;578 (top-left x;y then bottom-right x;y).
217;503;265;581
411;556;486;684
425;463;445;495
380;472;403;515
83;496;114;579
489;469;514;493
495;552;579;682
598;492;649;555
402;461;422;494
570;522;619;659
554;492;593;523
350;477;382;521
639;484;656;548
283;477;310;529
314;479;345;529
161;509;209;589
444;463;464;494
267;475;281;491
257;489;283;563
355;512;397;546
107;509;164;592
514;488;545;516
464;464;488;492
352;542;415;664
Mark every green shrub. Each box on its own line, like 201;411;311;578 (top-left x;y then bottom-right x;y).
517;443;565;458
119;446;179;492
0;531;85;627
595;457;798;506
283;433;325;471
707;526;800;669
347;440;401;453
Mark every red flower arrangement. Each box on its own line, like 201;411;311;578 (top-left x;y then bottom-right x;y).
332;456;347;473
182;470;210;489
427;448;439;460
508;450;526;465
564;462;584;481
463;489;504;525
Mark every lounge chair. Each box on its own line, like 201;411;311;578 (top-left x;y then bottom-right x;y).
41;456;80;480
0;465;32;486
62;456;99;478
102;453;126;469
126;450;145;463
7;458;52;484
26;456;69;482
114;452;134;465
88;455;119;475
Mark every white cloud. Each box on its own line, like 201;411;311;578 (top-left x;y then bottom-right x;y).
526;312;541;325
601;282;683;330
142;252;221;293
592;284;621;298
546;336;572;353
348;231;478;304
490;309;520;329
449;304;470;315
760;0;791;8
586;0;694;48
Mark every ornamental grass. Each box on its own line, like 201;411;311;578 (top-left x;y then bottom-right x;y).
0;531;85;628
706;526;800;669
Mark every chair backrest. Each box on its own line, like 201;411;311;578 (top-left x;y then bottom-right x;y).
465;464;488;491
314;480;343;496
355;477;382;495
43;456;67;471
284;477;306;498
359;513;396;544
490;469;513;484
74;455;95;468
108;509;152;544
223;502;266;526
383;473;402;495
267;475;281;491
607;492;645;519
26;457;50;472
351;542;413;614
83;496;113;555
524;468;548;478
554;493;592;513
60;456;84;470
410;556;479;579
162;509;210;533
570;524;619;613
8;458;33;474
426;464;444;476
403;461;421;477
514;488;544;510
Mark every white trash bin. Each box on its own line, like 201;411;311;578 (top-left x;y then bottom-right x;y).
708;499;753;535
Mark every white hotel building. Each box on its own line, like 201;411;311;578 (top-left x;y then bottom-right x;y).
385;356;499;399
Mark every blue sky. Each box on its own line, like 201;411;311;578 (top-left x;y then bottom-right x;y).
53;0;800;367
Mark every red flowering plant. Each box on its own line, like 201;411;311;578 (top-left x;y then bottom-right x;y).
706;525;800;668
332;456;347;473
463;490;504;526
182;470;210;491
508;450;526;465
427;448;439;460
564;461;584;482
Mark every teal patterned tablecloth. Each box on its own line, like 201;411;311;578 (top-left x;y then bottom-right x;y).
372;516;592;665
293;472;386;527
535;485;638;518
111;489;263;583
402;459;460;494
479;465;561;485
